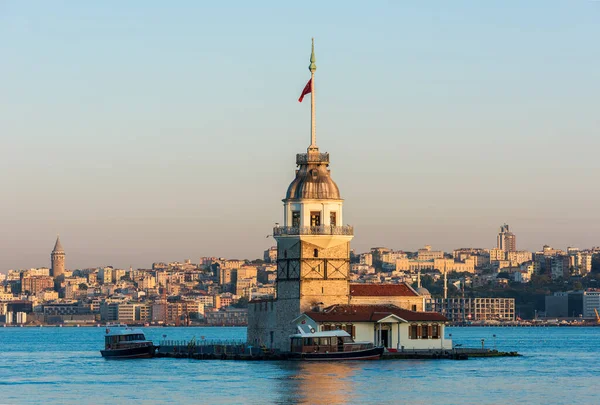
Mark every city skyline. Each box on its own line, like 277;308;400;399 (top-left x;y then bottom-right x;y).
3;226;598;273
3;2;600;271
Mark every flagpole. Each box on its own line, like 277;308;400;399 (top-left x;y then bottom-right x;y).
309;38;317;151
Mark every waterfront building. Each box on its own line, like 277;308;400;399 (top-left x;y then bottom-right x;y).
426;298;515;322
50;236;65;279
294;304;451;351
582;290;600;318
118;303;152;323
545;291;584;318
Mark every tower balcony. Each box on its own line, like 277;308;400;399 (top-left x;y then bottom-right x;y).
273;225;354;237
296;152;330;165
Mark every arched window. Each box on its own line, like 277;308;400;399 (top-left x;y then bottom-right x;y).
313;249;319;258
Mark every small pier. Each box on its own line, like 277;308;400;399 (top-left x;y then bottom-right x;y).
155;339;519;361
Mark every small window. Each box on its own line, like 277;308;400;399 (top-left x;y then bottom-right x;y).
292;211;300;227
310;212;321;227
314;249;319;258
411;305;417;311
410;324;418;339
421;324;429;339
330;212;337;227
432;324;440;339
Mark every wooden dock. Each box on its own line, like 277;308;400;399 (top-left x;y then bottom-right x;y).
155;339;519;361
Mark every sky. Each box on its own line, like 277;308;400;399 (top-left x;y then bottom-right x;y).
1;1;599;272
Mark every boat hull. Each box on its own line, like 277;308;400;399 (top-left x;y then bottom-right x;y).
289;346;384;361
100;345;156;359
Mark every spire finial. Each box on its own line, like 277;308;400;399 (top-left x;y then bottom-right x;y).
308;38;317;151
309;38;316;73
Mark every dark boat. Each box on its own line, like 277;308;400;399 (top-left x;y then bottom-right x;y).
100;324;156;359
288;329;384;360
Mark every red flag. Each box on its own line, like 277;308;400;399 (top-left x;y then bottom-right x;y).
298;79;312;102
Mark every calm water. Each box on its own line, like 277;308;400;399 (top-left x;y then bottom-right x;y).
1;326;598;404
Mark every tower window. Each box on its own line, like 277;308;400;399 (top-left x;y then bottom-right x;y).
310;212;321;227
330;212;337;227
314;249;319;258
292;211;300;228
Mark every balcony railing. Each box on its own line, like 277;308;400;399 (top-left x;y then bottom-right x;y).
273;225;354;236
296;152;330;165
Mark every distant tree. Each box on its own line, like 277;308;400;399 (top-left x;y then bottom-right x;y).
497;272;511;279
592;254;600;273
78;283;88;290
249;259;266;265
232;297;249;308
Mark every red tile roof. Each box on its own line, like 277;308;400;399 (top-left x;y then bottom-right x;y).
305;304;447;323
349;283;418;297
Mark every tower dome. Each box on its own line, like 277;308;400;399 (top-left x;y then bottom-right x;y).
285;152;341;200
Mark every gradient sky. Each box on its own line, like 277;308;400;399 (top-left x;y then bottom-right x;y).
1;1;599;272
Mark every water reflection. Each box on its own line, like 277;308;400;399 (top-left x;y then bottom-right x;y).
274;361;361;405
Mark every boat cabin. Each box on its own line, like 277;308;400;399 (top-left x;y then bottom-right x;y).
104;325;151;350
290;329;374;354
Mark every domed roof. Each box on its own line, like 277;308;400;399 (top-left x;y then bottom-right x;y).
416;287;431;297
286;153;341;200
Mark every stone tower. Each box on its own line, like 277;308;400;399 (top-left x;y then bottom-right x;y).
51;235;65;278
275;39;353;313
247;40;353;351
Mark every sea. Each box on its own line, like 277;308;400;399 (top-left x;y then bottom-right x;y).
1;326;598;405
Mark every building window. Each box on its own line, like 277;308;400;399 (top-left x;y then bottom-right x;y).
292;211;300;227
344;324;355;338
410;324;418;339
330;212;337;227
421;324;429;339
432;324;440;339
310;212;321;227
412;305;417;311
314;249;319;258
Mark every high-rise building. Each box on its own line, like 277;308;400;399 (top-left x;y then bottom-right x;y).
50;236;65;278
497;224;516;252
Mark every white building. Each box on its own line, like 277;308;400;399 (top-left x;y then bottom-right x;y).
583;291;600;318
294;304;451;351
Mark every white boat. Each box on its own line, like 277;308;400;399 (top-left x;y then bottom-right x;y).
100;324;156;359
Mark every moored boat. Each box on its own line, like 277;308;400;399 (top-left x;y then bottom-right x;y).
288;329;384;360
100;324;156;359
